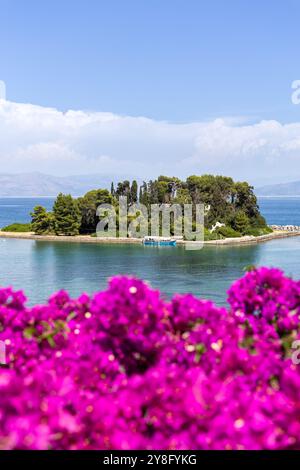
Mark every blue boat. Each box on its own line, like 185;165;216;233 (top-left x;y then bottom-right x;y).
143;236;177;246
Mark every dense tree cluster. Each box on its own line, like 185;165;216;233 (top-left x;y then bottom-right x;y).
30;175;269;237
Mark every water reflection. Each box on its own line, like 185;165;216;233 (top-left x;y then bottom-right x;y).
1;237;300;305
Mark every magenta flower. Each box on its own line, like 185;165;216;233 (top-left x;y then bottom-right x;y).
1;268;300;449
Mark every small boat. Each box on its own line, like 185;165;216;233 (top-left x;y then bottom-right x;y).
143;236;177;246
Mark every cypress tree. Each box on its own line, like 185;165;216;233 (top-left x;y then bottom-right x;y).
140;181;149;206
130;180;138;203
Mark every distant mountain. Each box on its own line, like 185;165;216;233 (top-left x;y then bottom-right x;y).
0;172;113;197
256;180;300;197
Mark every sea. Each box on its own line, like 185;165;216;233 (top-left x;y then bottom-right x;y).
0;196;300;305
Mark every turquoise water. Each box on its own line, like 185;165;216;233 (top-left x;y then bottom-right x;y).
0;196;300;305
1;236;300;306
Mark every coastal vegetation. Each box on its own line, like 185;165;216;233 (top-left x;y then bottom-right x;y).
53;194;81;236
1;175;270;239
31;206;54;235
1;222;32;233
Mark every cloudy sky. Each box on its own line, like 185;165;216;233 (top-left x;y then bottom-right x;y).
1;0;300;186
2;99;300;186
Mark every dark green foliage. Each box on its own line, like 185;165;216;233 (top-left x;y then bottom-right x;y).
185;175;265;231
233;181;267;227
173;188;192;204
29;173;268;239
139;181;149;206
250;213;268;228
138;176;182;206
187;175;235;226
78;189;113;234
53;194;81;236
116;180;131;199
130;180;138;203
231;210;249;234
154;176;181;204
31;206;54;234
1;223;32;232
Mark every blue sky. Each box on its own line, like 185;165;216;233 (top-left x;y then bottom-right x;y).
0;0;300;185
0;0;299;121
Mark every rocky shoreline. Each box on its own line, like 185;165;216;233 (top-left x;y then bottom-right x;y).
0;229;300;246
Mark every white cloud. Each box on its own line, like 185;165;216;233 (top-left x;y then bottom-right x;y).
1;99;300;184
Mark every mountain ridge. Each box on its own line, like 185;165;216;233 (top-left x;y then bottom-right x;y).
2;173;300;198
0;172;114;197
256;180;300;197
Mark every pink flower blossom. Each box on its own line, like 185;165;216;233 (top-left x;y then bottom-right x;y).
0;269;300;449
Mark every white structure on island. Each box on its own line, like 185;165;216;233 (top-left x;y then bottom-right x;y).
210;221;226;233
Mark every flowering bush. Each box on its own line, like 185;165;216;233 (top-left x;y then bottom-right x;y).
1;268;300;450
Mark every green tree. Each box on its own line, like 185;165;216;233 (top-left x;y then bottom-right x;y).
186;174;235;227
53;194;81;236
116;180;130;199
174;188;192;204
130;180;138;203
156;176;182;203
78;189;113;234
139;181;149;207
233;181;263;225
30;206;53;234
232;210;249;234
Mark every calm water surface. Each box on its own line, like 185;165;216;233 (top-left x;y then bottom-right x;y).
0;196;299;227
1;237;300;305
0;196;300;305
0;198;55;228
258;197;300;225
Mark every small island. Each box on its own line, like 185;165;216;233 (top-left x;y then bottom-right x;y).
1;174;299;246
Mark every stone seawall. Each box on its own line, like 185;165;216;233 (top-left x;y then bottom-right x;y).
1;230;300;247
